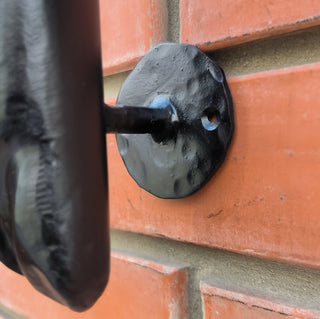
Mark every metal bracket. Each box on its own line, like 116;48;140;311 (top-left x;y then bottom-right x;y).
105;43;234;199
0;0;233;310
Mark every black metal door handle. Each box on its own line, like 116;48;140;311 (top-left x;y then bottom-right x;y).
0;0;109;312
0;0;233;312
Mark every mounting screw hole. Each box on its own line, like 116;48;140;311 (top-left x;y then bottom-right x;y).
201;109;220;131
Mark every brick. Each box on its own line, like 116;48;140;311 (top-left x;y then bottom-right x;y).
107;62;320;267
201;283;320;318
180;0;320;51
0;253;188;318
99;0;167;75
102;253;188;318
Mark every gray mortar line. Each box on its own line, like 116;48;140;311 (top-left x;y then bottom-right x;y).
209;25;320;77
104;25;320;100
103;71;130;100
167;0;180;43
111;230;320;319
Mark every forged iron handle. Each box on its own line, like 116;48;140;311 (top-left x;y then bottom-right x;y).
104;99;176;134
0;0;109;312
0;0;233;312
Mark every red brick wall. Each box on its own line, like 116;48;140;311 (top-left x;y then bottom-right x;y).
1;1;320;318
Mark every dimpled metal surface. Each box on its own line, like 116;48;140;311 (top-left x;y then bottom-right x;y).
116;43;234;199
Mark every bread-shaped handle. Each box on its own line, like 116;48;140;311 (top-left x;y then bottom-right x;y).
0;0;109;311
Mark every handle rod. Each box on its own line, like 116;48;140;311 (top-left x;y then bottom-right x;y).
104;99;176;134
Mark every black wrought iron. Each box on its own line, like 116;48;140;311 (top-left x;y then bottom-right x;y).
115;43;234;199
0;0;234;313
104;99;176;135
0;0;109;312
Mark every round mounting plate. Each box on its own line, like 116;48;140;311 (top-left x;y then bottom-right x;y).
116;43;234;199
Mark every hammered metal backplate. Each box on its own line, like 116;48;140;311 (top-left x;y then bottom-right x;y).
116;43;234;199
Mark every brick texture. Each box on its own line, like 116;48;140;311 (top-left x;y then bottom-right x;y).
101;253;188;319
2;1;320;317
107;62;320;267
201;283;320;318
0;254;188;318
99;0;167;75
180;0;320;51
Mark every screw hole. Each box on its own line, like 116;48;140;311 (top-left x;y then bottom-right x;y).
208;113;217;123
201;109;220;131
